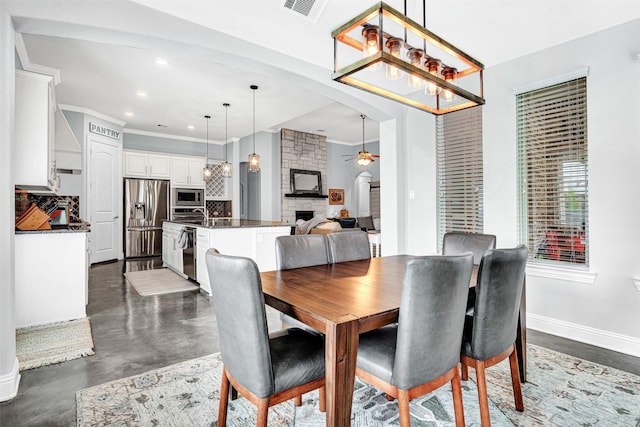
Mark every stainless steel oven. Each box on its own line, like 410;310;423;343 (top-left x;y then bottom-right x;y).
172;187;204;207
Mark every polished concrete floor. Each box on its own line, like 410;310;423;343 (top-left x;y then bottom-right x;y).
1;259;639;426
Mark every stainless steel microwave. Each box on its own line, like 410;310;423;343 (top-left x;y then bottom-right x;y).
172;187;204;207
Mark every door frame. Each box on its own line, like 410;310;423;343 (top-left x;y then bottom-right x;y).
86;135;123;263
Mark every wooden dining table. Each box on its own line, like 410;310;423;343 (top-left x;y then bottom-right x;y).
260;255;527;427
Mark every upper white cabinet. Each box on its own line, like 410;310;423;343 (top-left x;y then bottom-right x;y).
15;70;59;194
172;156;205;188
123;150;171;179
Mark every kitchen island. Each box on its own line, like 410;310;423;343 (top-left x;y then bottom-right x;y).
163;220;291;295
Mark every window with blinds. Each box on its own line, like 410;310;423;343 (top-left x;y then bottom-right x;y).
436;106;484;248
517;77;588;266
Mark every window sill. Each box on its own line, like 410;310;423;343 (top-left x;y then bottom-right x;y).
526;262;597;285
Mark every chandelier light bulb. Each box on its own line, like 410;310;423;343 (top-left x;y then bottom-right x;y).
425;58;442;96
385;37;404;80
406;49;425;88
362;25;380;57
441;67;457;102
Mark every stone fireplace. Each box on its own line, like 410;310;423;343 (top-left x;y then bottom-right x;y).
281;129;327;225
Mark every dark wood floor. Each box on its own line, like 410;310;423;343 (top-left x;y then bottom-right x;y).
1;258;639;426
528;329;640;376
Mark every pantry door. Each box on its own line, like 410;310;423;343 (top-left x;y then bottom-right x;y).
88;136;121;263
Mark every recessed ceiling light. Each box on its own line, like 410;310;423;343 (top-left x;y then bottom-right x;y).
187;125;195;130
136;91;148;97
155;57;169;65
124;111;133;117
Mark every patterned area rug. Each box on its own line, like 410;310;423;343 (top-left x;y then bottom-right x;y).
16;317;95;371
124;268;198;296
480;344;640;426
76;345;640;426
74;351;501;426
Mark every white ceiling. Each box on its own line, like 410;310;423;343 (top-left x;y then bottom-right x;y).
12;0;640;146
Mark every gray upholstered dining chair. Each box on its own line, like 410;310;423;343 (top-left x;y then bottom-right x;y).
326;230;371;263
442;232;496;265
205;249;326;427
355;253;474;427
443;232;497;314
275;234;329;335
275;234;329;270
459;245;528;427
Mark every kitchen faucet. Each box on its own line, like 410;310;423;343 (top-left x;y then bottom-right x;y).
193;208;212;226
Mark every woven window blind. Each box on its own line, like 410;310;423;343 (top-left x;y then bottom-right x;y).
517;77;588;265
436;107;484;248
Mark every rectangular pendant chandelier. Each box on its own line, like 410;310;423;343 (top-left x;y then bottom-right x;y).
331;2;485;115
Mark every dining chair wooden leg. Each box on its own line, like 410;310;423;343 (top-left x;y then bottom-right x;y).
218;368;230;427
384;393;395;401
450;368;466;427
509;346;524;411
474;359;491;427
397;389;411;427
461;363;469;381
319;386;326;412
294;395;302;406
256;398;269;427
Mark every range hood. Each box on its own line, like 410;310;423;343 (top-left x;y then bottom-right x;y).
55;108;82;173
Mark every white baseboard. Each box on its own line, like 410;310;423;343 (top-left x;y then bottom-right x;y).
0;358;21;402
528;313;640;358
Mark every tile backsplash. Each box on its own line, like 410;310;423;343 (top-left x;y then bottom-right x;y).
15;190;82;224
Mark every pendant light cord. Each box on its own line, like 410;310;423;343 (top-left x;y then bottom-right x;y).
223;103;229;162
205;115;211;159
252;86;257;153
361;114;366;151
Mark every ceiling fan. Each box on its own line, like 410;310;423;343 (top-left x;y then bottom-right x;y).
344;114;380;166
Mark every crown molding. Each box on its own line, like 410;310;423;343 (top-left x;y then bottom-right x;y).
123;128;225;145
15;33;61;85
327;138;379;146
58;104;126;127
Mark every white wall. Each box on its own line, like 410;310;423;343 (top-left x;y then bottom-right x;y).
0;5;20;402
482;19;640;355
404;108;438;256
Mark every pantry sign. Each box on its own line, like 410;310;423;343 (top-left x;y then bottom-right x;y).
89;122;120;140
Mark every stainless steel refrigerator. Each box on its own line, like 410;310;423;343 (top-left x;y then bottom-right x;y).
124;178;170;258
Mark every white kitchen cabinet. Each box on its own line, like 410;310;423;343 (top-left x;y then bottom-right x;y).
162;221;184;274
123;150;171;179
172;156;205;188
15;231;88;327
15;70;59;194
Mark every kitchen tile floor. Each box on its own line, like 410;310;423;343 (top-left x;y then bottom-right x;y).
1;259;639;426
